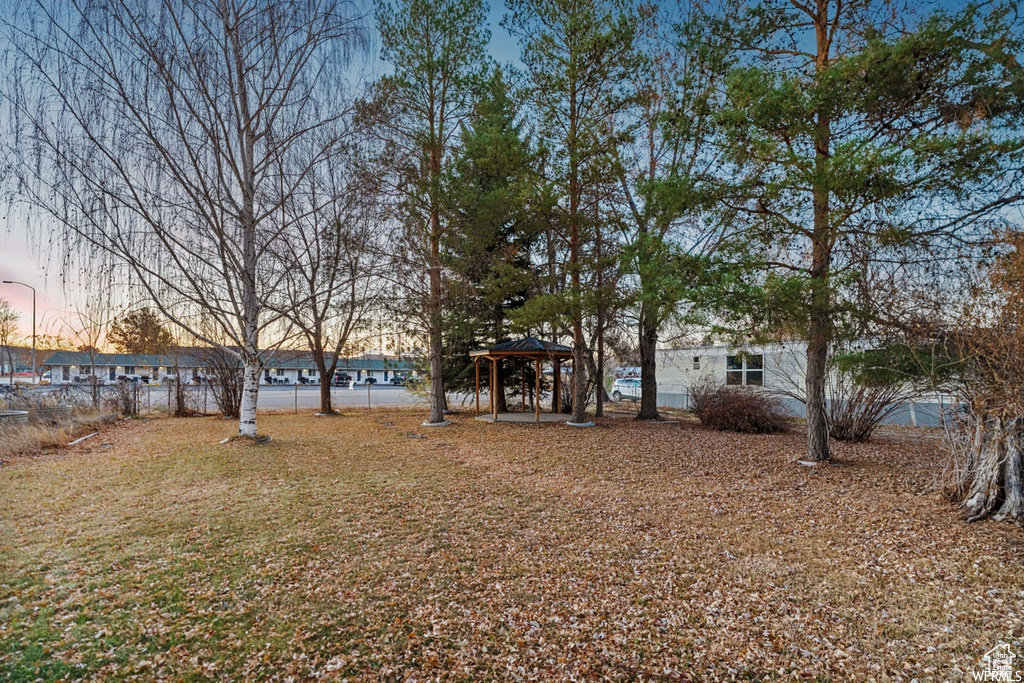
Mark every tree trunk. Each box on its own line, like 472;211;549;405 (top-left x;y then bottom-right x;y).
994;424;1024;523
427;321;445;423
239;358;260;438
636;301;659;420
572;343;587;423
803;3;834;462
595;228;605;419
805;323;831;461
961;417;1024;524
316;354;335;415
425;128;447;424
494;360;508;413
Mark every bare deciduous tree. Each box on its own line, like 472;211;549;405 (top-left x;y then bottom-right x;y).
8;0;366;437
63;295;113;409
270;136;383;415
945;232;1024;525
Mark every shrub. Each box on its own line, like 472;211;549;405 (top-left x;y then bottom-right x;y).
826;347;921;442
688;381;790;434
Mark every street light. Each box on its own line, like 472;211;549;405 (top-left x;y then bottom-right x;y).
2;280;36;385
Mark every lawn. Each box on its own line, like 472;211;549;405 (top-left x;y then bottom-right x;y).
0;411;1021;681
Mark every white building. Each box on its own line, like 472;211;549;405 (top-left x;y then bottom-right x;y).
657;341;807;408
656;341;952;426
261;356;415;385
45;351;204;385
45;350;418;387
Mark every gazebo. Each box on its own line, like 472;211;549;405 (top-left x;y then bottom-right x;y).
469;337;573;422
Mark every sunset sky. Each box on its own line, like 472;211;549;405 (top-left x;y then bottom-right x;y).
0;0;517;342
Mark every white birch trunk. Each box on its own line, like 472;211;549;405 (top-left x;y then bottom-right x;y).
239;360;261;438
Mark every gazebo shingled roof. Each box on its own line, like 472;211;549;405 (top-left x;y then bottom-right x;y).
470;336;571;357
469;337;573;421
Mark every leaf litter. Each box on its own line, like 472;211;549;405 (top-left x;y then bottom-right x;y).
0;411;1020;681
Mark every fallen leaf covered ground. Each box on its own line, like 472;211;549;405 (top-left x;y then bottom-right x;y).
0;410;1021;681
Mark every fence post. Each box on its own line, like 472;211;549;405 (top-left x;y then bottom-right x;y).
295;382;298;414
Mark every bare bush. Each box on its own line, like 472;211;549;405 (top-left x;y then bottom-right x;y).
105;381;139;417
197;347;244;419
826;347;923;443
688;381;790;434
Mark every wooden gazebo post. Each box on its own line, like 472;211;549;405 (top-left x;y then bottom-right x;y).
554;359;561;413
535;359;541;422
492;357;499;422
474;357;480;416
520;359;526;413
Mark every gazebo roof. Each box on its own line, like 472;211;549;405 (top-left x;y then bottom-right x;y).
469;336;572;358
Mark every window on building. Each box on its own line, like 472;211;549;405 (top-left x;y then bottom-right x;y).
745;355;764;386
693;356;700;370
726;354;764;386
726;356;743;385
276;368;284;376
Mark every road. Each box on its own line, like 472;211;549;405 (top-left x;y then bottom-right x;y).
6;382;487;414
257;384;430;411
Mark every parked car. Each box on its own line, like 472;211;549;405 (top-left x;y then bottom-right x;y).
332;372;353;386
610;378;641;402
390;375;408;386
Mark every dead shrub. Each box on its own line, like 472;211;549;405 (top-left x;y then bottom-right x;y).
688;381;790;434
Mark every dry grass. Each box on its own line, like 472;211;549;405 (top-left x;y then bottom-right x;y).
0;423;75;459
0;413;111;460
0;410;1021;681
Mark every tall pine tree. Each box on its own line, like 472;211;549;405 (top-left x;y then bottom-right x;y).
505;0;640;424
443;69;541;409
713;0;1024;461
376;0;489;425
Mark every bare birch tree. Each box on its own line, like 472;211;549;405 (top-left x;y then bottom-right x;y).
7;0;366;437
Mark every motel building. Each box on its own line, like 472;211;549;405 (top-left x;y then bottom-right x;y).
45;351;416;386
